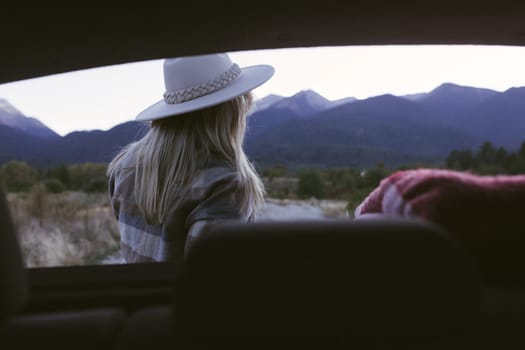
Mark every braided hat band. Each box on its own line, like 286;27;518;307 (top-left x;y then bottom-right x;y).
135;53;274;121
163;64;242;104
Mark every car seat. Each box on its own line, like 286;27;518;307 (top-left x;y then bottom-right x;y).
174;219;482;349
0;190;126;350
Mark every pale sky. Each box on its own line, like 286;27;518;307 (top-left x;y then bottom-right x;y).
1;45;525;136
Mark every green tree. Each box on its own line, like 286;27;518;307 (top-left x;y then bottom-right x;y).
0;160;38;192
494;147;509;167
46;165;71;189
324;168;360;198
41;178;66;193
68;163;108;190
519;141;525;159
360;163;389;189
83;176;108;193
297;168;325;199
346;187;377;217
476;141;496;165
262;165;288;180
510;141;525;174
446;149;474;170
509;153;525;174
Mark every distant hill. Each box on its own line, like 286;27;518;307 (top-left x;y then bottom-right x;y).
269;90;332;117
330;96;357;108
248;143;443;169
413;83;499;127
459;87;525;149
0;124;51;164
2;83;525;169
0;120;147;167
399;84;525;150
247;90;336;138
0;99;59;138
57;121;148;164
246;94;483;168
254;94;284;111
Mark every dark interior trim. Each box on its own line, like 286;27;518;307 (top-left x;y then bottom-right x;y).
25;263;179;313
1;1;525;83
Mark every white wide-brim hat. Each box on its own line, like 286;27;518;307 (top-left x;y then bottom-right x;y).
136;53;274;121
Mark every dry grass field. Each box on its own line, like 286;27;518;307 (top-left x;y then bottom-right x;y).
262;198;349;220
7;185;119;267
7;185;349;267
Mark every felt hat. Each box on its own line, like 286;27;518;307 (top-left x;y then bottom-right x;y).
136;53;274;121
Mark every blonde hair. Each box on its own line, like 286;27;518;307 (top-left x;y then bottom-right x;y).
108;93;265;225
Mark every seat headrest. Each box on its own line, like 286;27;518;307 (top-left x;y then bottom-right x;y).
175;219;480;338
356;169;525;287
0;190;27;320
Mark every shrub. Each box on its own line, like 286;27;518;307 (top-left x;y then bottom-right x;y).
68;163;108;190
359;163;389;188
0;160;37;192
297;168;325;199
41;178;66;193
83;176;108;193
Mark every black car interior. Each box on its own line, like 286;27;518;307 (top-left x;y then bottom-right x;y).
2;1;525;349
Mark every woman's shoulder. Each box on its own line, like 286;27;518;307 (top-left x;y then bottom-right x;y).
185;160;240;198
192;162;240;190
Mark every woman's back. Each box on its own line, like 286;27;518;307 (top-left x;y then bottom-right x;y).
107;53;274;263
110;152;253;263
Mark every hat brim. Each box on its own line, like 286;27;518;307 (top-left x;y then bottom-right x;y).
135;64;274;121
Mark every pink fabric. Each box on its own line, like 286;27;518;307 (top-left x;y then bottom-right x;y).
356;169;525;239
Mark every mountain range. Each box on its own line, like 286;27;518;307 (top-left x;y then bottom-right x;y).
1;83;524;169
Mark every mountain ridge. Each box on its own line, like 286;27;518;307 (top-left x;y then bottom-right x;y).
2;83;525;168
0;99;59;138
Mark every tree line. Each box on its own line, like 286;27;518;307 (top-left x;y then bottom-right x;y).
0;161;108;193
266;140;525;211
263;162;396;211
2;140;524;203
445;141;525;175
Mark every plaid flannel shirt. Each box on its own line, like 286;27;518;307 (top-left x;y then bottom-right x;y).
109;156;254;263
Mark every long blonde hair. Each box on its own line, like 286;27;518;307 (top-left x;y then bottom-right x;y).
108;93;265;225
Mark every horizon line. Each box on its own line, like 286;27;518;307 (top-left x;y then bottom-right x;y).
2;81;524;136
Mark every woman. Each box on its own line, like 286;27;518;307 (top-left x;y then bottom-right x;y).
108;53;274;263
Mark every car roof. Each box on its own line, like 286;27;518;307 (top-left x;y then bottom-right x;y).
1;1;525;84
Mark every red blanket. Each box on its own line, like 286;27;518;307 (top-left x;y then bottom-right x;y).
355;169;525;239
